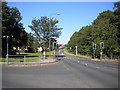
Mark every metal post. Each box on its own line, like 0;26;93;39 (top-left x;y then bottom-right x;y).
6;55;8;65
100;49;102;60
76;46;78;56
39;55;41;63
93;49;95;59
3;35;14;65
111;56;112;60
24;56;26;65
6;36;9;65
43;51;46;59
7;36;9;57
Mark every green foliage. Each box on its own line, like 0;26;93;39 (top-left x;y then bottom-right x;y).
67;2;120;59
2;2;28;57
26;33;37;53
29;16;62;50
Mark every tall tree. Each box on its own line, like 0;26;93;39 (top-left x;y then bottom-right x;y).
2;2;28;56
67;2;120;59
29;16;62;50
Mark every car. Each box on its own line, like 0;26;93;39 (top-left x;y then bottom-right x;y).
61;53;65;56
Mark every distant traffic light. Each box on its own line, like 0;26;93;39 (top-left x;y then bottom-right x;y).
52;42;57;50
92;43;96;50
100;42;104;49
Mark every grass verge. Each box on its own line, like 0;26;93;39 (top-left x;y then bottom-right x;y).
1;51;54;62
65;50;120;62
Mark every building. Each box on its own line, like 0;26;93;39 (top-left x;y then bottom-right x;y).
58;44;65;49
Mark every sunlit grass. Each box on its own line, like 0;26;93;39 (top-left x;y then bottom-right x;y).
66;50;75;55
1;51;54;62
1;57;40;62
16;51;53;56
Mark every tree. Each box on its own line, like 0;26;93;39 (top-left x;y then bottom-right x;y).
67;32;79;54
29;16;62;50
114;1;120;9
67;2;120;59
26;33;40;53
113;1;120;57
2;2;28;57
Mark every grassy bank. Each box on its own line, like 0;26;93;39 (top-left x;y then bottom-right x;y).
65;50;120;62
66;50;92;59
66;50;75;55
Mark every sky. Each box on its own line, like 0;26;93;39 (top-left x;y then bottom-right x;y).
7;2;115;44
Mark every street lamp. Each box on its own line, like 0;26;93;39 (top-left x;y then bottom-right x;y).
3;35;13;64
49;13;60;55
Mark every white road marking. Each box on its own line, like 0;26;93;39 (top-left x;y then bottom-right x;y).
63;64;71;71
96;67;100;69
85;63;87;66
81;62;88;66
61;61;71;71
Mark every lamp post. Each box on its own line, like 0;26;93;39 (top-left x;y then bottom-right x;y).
3;35;13;64
49;13;60;55
3;36;9;56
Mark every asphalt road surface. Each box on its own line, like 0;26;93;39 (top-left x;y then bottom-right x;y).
2;50;119;88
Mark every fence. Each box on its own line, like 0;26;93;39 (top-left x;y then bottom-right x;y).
5;55;56;65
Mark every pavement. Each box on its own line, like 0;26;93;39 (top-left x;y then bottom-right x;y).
2;50;119;88
1;56;57;67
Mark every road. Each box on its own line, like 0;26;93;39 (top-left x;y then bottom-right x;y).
2;50;119;88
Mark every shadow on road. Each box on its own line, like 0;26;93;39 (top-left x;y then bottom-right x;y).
55;55;65;57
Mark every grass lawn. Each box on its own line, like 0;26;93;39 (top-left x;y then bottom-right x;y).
1;51;54;62
16;52;42;56
1;56;40;62
16;51;53;56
